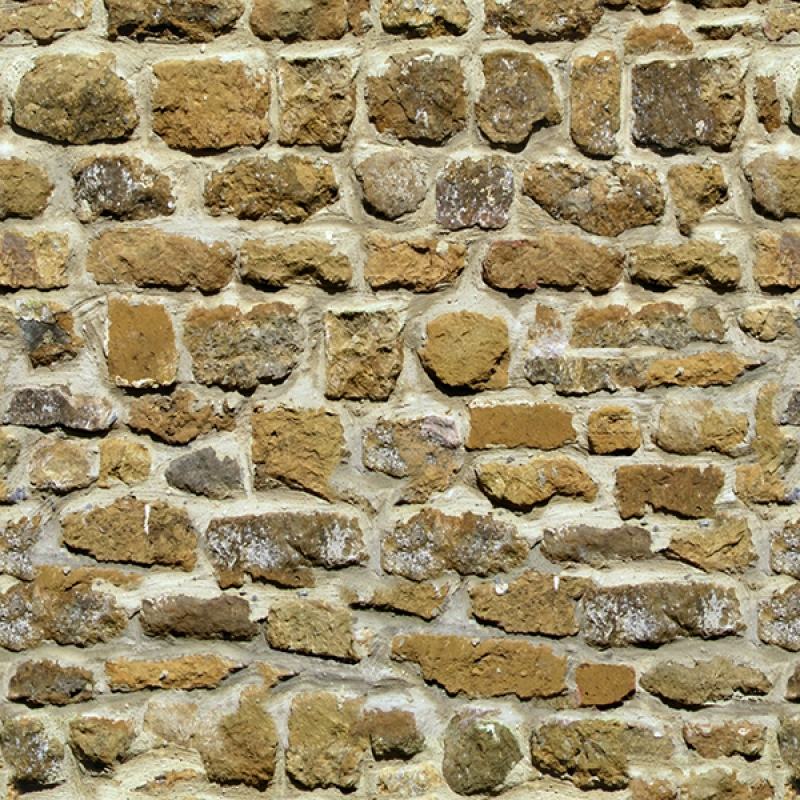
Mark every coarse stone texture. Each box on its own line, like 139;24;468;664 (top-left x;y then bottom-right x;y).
530;720;670;790
467;402;575;450
771;520;800;579
442;714;521;795
365;236;466;291
0;568;127;651
205;510;365;588
616;464;724;518
5;386;115;433
571;303;724;349
666;515;756;573
165;447;241;499
643;352;753;389
541;524;652;566
286;692;369;790
128;390;235;445
0;159;52;220
184;303;303;392
61;497;197;569
203;694;279;789
362;416;462;503
0;0;90;42
356;151;427;219
571;51;619;157
524;352;751;395
347;580;449;620
0;230;69;291
250;406;344;499
436;157;514;230
382;508;527;580
73;156;174;222
470;571;587;636
682;771;773;800
8;660;94;706
242;239;352;290
583;583;743;648
140;594;259;640
392;633;566;699
325;309;404;400
419;311;509;390
656;398;748;455
484;0;602;41
205;155;338;222
740;305;796;341
0;515;39;581
478;51;560;145
366;53;466;143
106;654;242;691
759;583;800;650
360;709;423;760
1;717;64;787
683;721;765;759
588;407;641;453
736;384;796;505
29;438;94;493
380;0;469;36
575;663;636;707
152;59;269;152
523;162;664;237
477;456;598;509
629;241;741;290
144;692;279;788
88;228;234;291
746;155;800;219
14;54;138;144
668;163;728;235
754;231;800;290
632;58;745;152
377;763;445;796
483;235;623;293
251;0;349;41
279;58;355;148
624;23;693;55
17;303;83;367
267;599;361;661
106;297;178;389
106;0;244;41
755;75;781;132
69;717;134;769
641;658;771;706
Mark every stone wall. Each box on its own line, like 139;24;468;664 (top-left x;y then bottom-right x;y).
1;0;800;797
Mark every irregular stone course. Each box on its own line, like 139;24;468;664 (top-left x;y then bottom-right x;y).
0;3;799;796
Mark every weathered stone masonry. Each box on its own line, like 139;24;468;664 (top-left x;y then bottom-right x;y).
4;0;800;797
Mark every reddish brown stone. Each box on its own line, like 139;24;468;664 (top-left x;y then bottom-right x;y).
140;595;258;640
392;633;567;698
470;571;587;637
483;235;623;293
88;229;233;291
128;390;235;445
106;297;178;389
152;58;269;151
616;464;724;519
576;663;635;707
365;236;466;292
62;497;197;570
467;402;575;450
